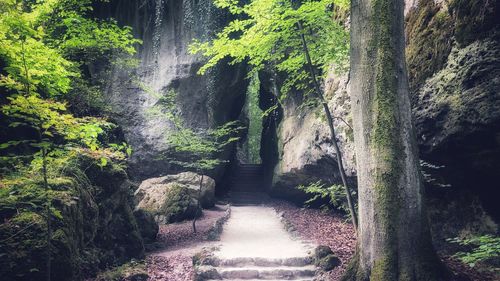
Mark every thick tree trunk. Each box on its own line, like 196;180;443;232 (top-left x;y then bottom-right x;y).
345;0;443;280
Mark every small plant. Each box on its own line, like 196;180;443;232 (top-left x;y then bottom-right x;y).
447;234;500;271
149;89;244;232
297;180;356;219
95;259;147;281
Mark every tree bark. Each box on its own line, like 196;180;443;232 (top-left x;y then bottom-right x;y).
43;147;51;281
345;0;443;279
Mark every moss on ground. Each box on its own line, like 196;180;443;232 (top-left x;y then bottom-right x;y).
95;260;148;281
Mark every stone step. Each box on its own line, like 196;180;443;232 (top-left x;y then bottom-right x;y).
206;279;314;281
216;257;313;267
218;265;316;279
230;181;264;185
229;192;270;205
230;188;265;191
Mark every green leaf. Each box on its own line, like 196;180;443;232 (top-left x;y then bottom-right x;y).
99;157;108;167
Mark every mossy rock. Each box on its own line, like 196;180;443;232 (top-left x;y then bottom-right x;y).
405;0;454;93
317;254;341;271
0;155;146;281
449;0;499;46
134;173;214;224
161;184;202;223
313;245;341;271
0;212;49;281
133;209;159;243
95;260;148;281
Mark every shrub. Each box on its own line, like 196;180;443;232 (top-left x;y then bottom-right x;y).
447;234;500;272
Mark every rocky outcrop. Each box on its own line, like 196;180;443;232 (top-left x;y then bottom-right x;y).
268;0;500;222
268;69;356;200
0;156;150;281
133;209;159;243
135;172;216;223
97;0;247;179
407;0;500;223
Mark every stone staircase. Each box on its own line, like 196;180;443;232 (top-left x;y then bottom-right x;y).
228;164;270;206
195;165;317;281
198;256;316;280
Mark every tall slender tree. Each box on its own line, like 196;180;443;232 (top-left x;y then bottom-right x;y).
345;0;444;279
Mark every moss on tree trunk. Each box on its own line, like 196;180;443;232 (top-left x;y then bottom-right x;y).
345;0;446;280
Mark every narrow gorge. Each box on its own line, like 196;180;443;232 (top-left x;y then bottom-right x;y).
0;0;498;280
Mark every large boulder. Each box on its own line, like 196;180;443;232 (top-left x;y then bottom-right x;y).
134;172;216;223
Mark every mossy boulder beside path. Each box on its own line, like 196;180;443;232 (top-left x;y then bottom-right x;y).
0;155;149;281
134;172;216;224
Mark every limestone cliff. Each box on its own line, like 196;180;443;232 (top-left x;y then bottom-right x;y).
269;0;500;224
97;0;247;179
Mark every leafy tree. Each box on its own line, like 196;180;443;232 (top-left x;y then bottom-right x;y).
166;122;242;233
0;1;139;280
149;90;243;232
0;0;140;98
1;94;110;281
298;180;357;219
189;0;358;228
190;0;349;95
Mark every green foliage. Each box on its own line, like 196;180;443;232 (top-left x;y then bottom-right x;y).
166;121;244;171
2;94;107;150
0;1;141;278
244;72;263;163
0;0;140;97
0;152;77;217
0;0;77;96
149;90;244;172
0;0;139;166
190;0;349;99
447;235;500;271
56;17;140;61
298;180;356;217
94;259;147;281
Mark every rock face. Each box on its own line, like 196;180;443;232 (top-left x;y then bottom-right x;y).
268;69;356;200
406;0;500;223
133;209;159;243
268;0;500;222
135;172;216;223
96;0;247;179
0;156;149;281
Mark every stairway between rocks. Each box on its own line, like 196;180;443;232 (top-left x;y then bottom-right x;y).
228;164;270;206
196;164;317;280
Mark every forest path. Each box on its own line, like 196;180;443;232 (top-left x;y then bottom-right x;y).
198;204;317;280
217;206;312;259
